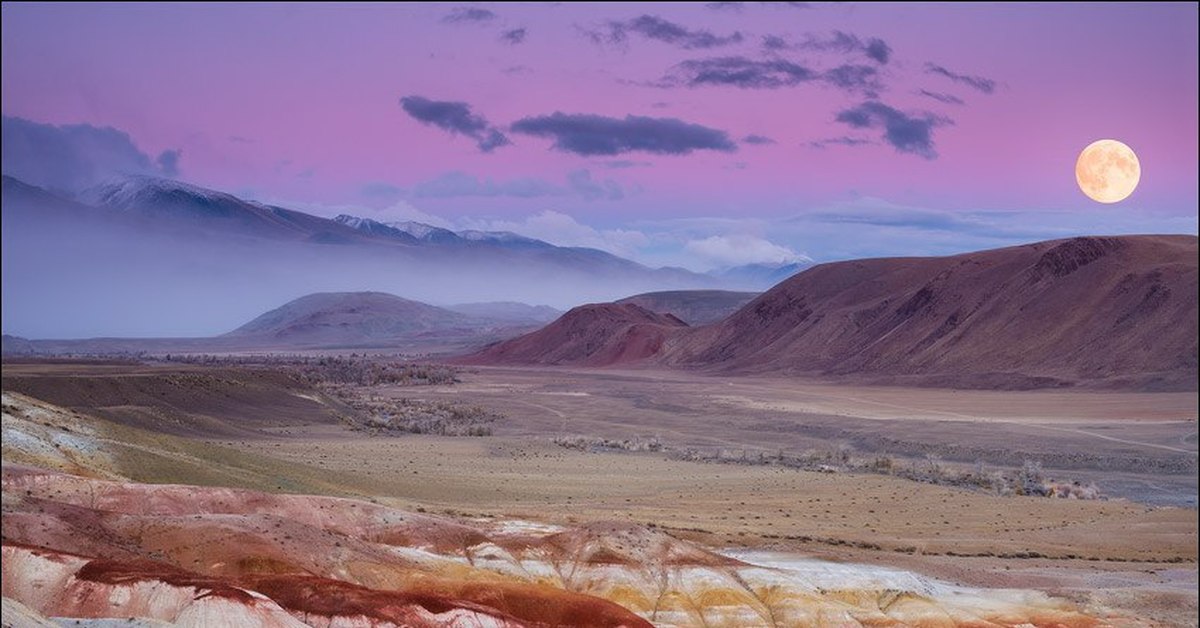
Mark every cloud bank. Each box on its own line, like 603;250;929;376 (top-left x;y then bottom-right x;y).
1;116;182;193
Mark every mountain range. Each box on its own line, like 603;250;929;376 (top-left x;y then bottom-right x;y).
1;175;780;339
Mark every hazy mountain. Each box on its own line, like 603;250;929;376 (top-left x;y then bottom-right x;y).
712;261;813;290
615;290;759;326
445;301;562;324
1;175;722;338
82;176;371;243
225;291;479;347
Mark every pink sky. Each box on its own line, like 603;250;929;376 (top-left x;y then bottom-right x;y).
2;2;1196;268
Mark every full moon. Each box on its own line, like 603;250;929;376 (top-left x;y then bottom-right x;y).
1075;139;1140;203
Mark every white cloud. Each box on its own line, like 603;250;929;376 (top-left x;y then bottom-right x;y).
372;200;457;229
460;210;650;258
684;234;809;269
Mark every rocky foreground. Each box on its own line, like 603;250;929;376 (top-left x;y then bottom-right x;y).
0;392;1150;626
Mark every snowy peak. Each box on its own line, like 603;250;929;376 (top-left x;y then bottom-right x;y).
333;214;553;250
331;215;418;242
81;175;243;212
389;221;461;243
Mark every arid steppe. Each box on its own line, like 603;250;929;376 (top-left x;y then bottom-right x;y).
4;359;1195;625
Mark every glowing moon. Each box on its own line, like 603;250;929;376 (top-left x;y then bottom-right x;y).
1075;139;1140;203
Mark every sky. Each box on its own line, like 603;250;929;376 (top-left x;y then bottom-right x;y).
2;2;1197;271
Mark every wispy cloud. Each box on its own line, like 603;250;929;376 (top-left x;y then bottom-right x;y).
925;63;996;94
399;96;510;152
442;7;496;23
806;136;875;149
916;89;965;105
823;64;883;95
661;56;817;89
742;134;776;145
511;112;736;156
500;27;527;45
765;31;892;65
584;15;743;49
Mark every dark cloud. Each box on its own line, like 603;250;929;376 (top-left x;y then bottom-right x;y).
834;101;950;159
742;134;776;145
1;115;181;192
500;27;527;45
807;136;875;149
568;169;624;201
586;15;742;49
864;38;892;64
399;96;511;152
822;64;882;94
442;7;496;23
510;112;736;156
155;149;182;177
761;35;788;51
663;56;816;89
925;63;996;94
763;31;892;65
916;89;965;105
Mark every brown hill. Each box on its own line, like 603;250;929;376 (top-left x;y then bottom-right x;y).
461;303;688;367
225;291;478;347
664;235;1198;390
616;290;759;325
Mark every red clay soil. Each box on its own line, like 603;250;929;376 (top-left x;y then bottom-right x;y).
460;303;688;367
249;574;652;627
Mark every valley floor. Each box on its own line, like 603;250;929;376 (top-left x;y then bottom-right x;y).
2;360;1196;626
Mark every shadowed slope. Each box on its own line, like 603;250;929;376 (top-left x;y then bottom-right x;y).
461;303;688;367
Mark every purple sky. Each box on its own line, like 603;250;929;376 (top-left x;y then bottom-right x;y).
2;2;1196;269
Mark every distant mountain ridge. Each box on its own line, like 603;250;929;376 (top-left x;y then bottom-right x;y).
225;291;477;345
3;174;738;338
615;290;759;325
332;214;551;249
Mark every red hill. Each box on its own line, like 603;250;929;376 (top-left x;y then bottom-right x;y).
462;303;688;367
664;235;1197;390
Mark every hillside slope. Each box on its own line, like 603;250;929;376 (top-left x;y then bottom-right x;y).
462;303;688;367
665;235;1197;389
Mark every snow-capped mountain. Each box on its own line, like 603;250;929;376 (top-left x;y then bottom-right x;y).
81;176;366;243
333;214;553;250
4;175;726;339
